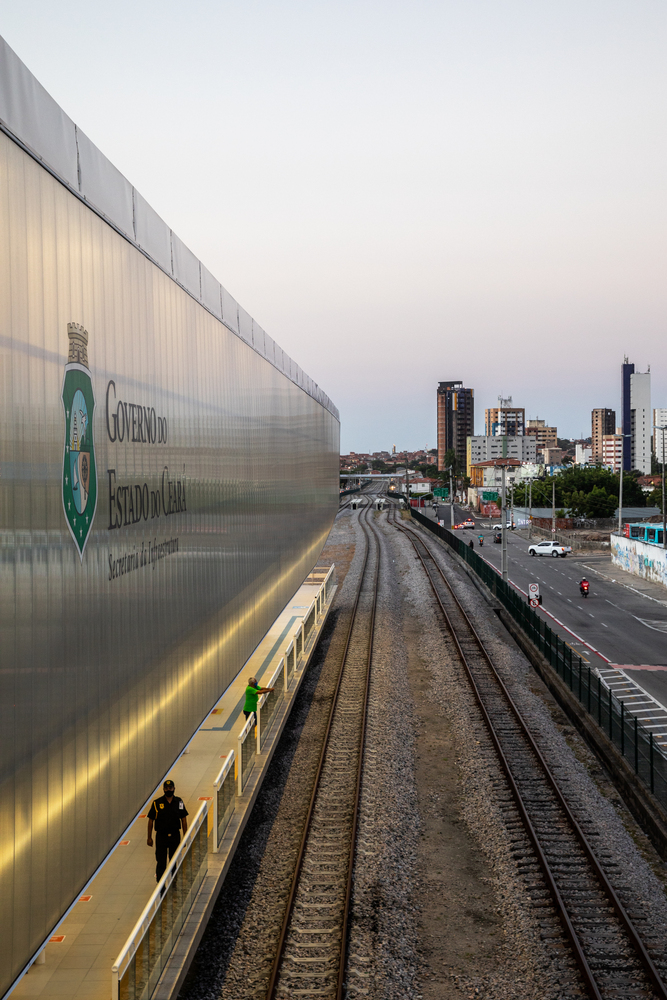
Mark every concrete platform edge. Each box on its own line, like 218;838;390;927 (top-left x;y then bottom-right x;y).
153;586;337;1000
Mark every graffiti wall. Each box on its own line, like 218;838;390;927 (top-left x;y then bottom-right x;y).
611;535;667;590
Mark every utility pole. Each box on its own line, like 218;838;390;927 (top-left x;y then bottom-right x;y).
449;468;454;528
528;478;533;539
654;425;667;548
617;433;631;537
552;478;556;535
663;430;666;550
501;464;508;582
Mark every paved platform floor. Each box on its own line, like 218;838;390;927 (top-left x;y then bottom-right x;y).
14;570;331;1000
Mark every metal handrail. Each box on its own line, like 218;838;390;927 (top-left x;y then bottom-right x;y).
111;799;208;987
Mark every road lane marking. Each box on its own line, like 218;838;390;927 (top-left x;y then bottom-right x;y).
632;617;667;633
601;623;608;627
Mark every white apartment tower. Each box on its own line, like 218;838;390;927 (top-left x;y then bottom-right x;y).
654;408;667;465
630;370;651;475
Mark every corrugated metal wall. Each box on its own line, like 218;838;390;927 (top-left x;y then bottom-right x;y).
0;129;339;993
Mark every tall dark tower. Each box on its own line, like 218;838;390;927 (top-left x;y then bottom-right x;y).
621;358;634;472
437;380;474;472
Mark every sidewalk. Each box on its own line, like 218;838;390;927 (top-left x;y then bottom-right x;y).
13;567;335;1000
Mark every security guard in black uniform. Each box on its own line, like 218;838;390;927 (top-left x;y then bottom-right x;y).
146;780;189;882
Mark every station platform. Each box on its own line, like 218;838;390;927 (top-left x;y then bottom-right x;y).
13;566;336;1000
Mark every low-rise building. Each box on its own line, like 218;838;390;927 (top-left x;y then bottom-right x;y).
409;477;435;494
469;458;523;489
542;447;563;465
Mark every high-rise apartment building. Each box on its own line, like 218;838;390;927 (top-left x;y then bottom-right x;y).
654;409;667;465
630;368;651;475
526;419;558;452
602;434;622;473
437;380;474;471
485;396;525;437
621;359;634;472
591;408;615;462
621;359;651;474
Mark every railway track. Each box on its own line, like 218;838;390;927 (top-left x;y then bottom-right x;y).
389;505;667;1000
266;502;380;1000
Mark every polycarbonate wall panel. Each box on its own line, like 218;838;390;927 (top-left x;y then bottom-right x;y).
0;35;78;187
0;131;339;995
76;127;134;236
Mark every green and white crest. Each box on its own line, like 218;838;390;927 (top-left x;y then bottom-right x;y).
61;323;97;559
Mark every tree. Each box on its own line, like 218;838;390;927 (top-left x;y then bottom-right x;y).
443;449;458;474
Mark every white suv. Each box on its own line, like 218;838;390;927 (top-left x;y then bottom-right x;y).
528;540;572;558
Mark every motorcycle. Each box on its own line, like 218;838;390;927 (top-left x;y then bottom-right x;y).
580;581;590;599
478;536;484;547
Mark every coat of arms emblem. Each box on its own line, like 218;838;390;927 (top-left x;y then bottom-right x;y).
62;323;97;559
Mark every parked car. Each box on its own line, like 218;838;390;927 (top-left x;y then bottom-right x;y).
528;540;572;558
492;522;512;530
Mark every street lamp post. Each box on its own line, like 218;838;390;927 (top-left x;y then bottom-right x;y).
654;425;667;548
617;433;632;537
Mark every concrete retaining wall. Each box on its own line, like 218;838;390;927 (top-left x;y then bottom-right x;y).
611;534;667;589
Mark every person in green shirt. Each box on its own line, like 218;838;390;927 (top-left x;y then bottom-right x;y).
243;676;274;725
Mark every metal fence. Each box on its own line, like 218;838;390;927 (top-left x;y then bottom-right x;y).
213;751;235;852
409;507;667;809
111;801;209;1000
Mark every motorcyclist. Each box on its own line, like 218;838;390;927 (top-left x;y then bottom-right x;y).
478;534;484;547
579;577;590;597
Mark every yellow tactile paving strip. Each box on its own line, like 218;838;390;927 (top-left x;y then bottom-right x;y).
13;569;333;1000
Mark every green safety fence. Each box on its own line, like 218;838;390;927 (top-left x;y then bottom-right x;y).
408;507;667;810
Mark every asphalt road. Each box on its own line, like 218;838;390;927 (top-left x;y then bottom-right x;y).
424;502;667;709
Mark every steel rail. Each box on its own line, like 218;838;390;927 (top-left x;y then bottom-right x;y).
266;502;379;1000
390;507;667;1000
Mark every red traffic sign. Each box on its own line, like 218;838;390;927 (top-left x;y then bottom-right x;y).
530;598;539;608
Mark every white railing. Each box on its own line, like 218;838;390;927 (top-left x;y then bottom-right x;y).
111;799;209;1000
257;659;285;752
213;750;235;852
237;713;256;795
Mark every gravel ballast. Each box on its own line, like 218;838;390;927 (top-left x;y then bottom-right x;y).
178;505;667;999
